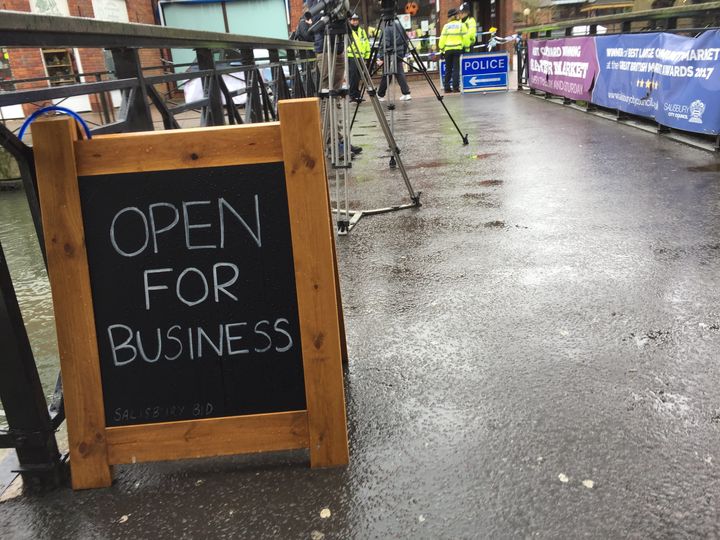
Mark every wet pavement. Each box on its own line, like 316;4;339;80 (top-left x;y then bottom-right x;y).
2;87;720;538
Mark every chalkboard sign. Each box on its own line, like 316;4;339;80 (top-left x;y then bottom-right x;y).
33;99;349;490
79;163;306;427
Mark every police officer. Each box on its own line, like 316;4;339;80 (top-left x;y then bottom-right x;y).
347;13;371;103
458;2;477;53
439;8;469;93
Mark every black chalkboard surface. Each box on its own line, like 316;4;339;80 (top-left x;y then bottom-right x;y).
79;163;306;427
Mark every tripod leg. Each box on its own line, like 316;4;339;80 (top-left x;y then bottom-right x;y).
352;44;420;206
398;18;469;145
349;31;382;132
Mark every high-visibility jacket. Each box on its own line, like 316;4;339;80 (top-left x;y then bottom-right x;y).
462;16;477;52
439;20;469;53
348;26;371;59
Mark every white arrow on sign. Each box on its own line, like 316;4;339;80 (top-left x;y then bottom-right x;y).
468;76;502;85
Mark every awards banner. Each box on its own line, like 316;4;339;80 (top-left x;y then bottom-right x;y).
593;31;720;135
528;37;599;101
528;31;720;135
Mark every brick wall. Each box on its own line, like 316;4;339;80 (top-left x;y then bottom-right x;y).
126;0;164;73
3;0;167;114
1;0;51;113
288;0;305;30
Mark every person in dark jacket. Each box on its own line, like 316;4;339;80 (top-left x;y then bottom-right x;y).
292;10;314;44
307;0;345;91
306;0;362;156
376;19;411;101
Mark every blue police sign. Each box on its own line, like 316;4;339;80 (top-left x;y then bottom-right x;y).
439;52;509;93
460;52;509;93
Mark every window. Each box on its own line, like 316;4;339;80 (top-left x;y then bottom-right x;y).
42;48;77;86
0;49;12;91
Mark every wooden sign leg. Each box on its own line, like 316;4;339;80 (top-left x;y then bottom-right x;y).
32;117;112;489
278;98;349;467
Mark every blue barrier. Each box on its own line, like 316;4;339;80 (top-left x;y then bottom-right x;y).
529;30;720;135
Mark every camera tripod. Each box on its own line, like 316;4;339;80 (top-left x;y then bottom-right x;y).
350;7;470;150
316;19;421;234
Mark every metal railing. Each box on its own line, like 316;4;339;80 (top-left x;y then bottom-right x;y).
0;10;316;490
514;2;720;151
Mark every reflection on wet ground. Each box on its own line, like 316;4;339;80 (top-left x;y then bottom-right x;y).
687;162;720;172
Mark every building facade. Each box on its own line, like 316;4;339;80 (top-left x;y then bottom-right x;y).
287;0;515;53
0;0;163;118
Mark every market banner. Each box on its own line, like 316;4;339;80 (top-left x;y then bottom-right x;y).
527;37;599;101
528;31;720;135
593;31;720;135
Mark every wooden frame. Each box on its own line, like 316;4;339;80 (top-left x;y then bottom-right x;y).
32;98;348;490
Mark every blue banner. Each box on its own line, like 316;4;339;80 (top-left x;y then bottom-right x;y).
592;31;720;135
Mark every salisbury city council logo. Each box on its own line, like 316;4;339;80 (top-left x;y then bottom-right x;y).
689;99;705;124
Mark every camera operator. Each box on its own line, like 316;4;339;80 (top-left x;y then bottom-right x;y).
291;7;314;45
307;0;346;91
376;17;412;101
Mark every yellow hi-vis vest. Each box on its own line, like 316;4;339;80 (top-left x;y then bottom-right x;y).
348;26;371;59
439;20;469;52
463;16;477;52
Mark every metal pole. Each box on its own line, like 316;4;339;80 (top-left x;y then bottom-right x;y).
197;48;225;126
0;242;62;490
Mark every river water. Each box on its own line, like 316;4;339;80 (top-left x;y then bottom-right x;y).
0;187;60;431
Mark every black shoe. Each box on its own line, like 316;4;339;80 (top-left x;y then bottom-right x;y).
444;87;451;92
338;143;363;157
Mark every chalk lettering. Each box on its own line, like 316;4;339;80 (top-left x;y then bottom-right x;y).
274;318;293;352
165;324;183;360
136;328;162;362
144;268;172;310
212;263;239;302
198;325;224;357
219;196;262;248
108;324;136;366
182;201;216;250
254;320;272;353
110;207;148;257
226;322;250;355
106;318;295;367
149;202;180;254
176;267;209;307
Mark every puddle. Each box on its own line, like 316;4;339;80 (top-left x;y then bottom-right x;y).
462;193;500;208
483;220;505;228
406;161;449;170
477;179;504;187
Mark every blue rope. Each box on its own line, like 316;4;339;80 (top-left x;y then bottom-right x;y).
18;105;93;141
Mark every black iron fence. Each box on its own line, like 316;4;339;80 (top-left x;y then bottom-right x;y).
0;10;315;490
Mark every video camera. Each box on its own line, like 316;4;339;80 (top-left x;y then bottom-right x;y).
379;0;398;18
306;0;351;33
